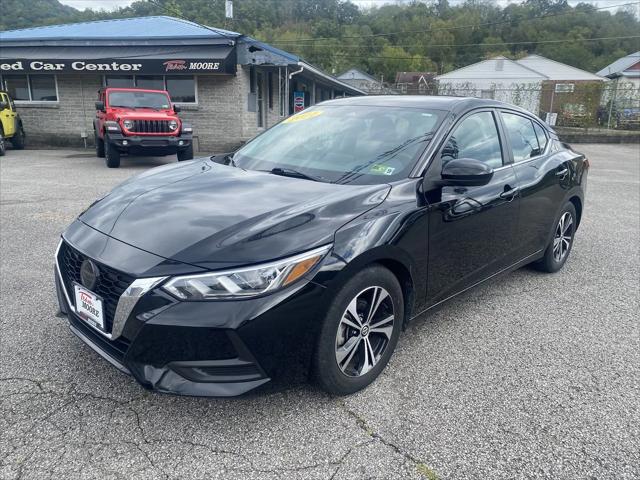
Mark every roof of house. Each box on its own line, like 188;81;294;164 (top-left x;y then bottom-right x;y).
337;68;380;83
0;16;366;96
436;54;605;82
517;54;604;81
0;16;240;42
596;51;640;78
435;56;546;81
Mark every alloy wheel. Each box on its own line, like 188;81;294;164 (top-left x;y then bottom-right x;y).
553;211;573;262
335;286;395;377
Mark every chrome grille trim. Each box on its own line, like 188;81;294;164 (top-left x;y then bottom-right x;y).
55;239;166;341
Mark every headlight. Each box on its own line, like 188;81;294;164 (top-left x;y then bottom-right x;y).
162;245;331;300
123;119;134;130
168;120;179;130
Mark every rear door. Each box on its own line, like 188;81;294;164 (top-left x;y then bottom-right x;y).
425;109;521;304
498;110;572;256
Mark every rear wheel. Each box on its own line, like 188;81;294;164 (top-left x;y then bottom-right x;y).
95;132;105;158
313;265;403;395
10;127;25;149
177;144;193;161
105;136;121;168
0;133;6;156
533;202;577;273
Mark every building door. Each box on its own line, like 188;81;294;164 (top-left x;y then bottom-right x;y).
256;71;265;128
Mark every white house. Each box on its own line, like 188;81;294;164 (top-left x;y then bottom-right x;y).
337;68;386;94
436;54;605;116
597;51;640;88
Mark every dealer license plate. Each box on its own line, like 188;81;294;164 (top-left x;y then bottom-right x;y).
73;283;105;331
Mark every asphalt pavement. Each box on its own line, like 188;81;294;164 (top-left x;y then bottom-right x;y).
1;145;638;479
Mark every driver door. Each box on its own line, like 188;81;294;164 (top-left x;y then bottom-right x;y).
424;109;521;304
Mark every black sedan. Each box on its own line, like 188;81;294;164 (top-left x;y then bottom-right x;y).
55;96;588;396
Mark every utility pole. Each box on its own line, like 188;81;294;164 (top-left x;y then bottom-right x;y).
224;0;233;30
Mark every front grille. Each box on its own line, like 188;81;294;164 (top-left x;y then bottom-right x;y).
58;241;134;333
129;120;172;134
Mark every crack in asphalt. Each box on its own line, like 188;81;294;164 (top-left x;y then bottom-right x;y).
336;398;437;479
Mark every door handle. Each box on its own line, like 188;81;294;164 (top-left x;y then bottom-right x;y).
499;186;519;201
555;167;569;178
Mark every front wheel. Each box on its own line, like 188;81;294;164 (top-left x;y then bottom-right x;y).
10;127;25;149
105;137;121;168
533;202;577;273
177;144;193;161
313;265;403;395
0;133;6;156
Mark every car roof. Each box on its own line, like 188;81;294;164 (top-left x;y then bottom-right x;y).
101;87;169;94
319;95;551;130
322;95;531;112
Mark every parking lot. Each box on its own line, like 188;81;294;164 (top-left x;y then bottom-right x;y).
0;144;638;479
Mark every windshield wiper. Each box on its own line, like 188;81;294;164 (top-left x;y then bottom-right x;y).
266;167;324;182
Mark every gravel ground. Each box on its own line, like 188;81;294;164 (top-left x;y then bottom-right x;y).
1;145;638;480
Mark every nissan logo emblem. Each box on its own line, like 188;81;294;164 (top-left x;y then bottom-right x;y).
80;259;99;290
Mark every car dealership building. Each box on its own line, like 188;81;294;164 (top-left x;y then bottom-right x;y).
0;16;364;151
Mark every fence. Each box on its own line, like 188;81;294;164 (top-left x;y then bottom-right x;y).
375;80;640;131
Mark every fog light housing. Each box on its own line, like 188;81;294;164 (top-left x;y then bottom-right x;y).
122;140;128;146
178;140;184;146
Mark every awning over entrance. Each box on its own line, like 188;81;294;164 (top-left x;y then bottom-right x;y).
0;45;236;75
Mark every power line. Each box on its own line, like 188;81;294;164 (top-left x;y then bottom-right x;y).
271;1;640;44
275;35;640;50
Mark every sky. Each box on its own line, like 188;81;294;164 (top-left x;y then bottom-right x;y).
58;0;640;12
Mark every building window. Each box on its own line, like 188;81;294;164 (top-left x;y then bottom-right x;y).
135;75;164;90
555;83;575;93
1;74;58;102
268;72;274;110
279;70;286;117
165;76;196;103
103;75;197;103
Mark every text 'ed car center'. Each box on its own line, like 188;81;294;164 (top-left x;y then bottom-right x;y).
0;16;364;151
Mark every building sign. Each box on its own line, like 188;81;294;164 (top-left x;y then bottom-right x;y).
0;57;235;75
293;91;305;112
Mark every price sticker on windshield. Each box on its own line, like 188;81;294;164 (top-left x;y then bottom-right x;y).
283;110;323;124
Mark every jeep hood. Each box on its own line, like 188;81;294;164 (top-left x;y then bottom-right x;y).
78;159;389;269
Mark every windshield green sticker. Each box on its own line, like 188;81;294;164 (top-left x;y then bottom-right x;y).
370;164;396;175
283;110;323;124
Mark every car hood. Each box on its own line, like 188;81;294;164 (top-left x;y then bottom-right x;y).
79;159;390;269
116;111;178;121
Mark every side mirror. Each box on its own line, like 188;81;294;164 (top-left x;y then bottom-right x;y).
173;105;181;113
95;101;105;112
441;158;494;186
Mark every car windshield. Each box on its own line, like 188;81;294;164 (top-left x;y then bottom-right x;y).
233;105;444;185
108;91;170;109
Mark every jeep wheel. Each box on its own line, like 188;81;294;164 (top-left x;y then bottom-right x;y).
10;127;25;150
95;132;105;158
0;133;6;156
177;144;194;162
105;137;121;168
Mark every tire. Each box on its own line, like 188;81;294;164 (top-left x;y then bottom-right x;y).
177;144;193;161
105;136;121;168
313;265;404;395
0;132;6;156
95;132;105;158
10;127;25;150
532;202;577;273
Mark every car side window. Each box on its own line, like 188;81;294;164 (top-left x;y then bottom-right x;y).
501;112;541;162
533;122;548;152
440;111;503;169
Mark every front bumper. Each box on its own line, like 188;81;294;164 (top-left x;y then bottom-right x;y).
108;132;192;154
55;237;327;397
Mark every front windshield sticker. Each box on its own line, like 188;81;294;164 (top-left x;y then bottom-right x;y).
283;110;323;124
370;165;396;175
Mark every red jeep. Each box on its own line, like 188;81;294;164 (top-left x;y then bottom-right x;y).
94;87;193;168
